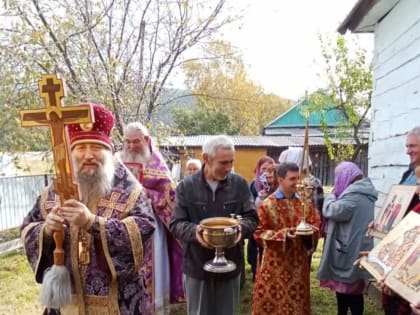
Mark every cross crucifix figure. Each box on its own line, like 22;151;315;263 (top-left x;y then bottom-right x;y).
20;74;94;202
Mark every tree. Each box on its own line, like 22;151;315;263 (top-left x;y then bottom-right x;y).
307;35;372;161
0;0;235;150
0;49;50;151
173;101;240;135
182;40;291;135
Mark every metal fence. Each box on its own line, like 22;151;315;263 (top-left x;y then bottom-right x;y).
0;174;54;231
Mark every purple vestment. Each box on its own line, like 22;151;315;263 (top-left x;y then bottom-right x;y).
21;162;156;315
120;149;184;314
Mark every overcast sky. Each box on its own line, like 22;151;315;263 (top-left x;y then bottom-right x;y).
221;0;374;100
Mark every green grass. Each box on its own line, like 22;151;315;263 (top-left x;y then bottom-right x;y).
0;249;44;314
1;241;383;315
0;227;20;242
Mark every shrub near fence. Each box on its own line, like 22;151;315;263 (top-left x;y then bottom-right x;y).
0;174;54;231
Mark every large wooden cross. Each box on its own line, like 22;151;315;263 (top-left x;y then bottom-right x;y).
20;74;94;203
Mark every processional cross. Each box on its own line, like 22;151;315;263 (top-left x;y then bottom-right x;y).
20;74;94;202
20;74;95;309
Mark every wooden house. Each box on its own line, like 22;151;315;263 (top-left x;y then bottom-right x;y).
160;135;327;183
159;98;369;184
338;0;420;200
263;97;369;182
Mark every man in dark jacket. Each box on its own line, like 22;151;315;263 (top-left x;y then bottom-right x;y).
170;135;258;315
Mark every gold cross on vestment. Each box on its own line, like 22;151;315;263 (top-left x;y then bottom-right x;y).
98;192;126;218
20;74;94;202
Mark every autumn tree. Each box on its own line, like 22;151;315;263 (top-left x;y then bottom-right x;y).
0;0;234;150
307;35;372;161
181;40;291;135
173;102;240;135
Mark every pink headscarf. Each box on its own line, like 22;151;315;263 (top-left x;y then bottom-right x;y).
333;161;363;197
254;156;275;192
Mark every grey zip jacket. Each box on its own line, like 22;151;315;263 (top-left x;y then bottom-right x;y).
170;169;258;280
317;177;378;283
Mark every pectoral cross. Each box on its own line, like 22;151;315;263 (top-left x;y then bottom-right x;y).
20;74;94;202
98;192;126;218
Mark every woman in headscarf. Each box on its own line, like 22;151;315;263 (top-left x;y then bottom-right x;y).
317;161;378;315
248;156;275;282
250;156;276;198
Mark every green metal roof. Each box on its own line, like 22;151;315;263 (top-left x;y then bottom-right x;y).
266;98;346;128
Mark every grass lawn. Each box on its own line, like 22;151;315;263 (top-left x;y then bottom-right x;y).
0;240;383;315
0;249;44;314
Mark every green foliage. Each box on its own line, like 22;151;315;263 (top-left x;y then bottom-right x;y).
307;35;372;162
0;49;51;151
173;102;240;135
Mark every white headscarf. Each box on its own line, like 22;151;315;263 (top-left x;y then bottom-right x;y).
278;147;312;171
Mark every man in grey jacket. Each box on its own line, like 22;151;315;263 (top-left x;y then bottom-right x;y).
170;135;258;315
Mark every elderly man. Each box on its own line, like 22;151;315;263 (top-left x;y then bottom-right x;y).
185;158;202;176
170;135;258;315
21;104;156;315
115;122;183;314
381;126;420;315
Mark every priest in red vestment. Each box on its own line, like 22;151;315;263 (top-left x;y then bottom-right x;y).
252;162;320;315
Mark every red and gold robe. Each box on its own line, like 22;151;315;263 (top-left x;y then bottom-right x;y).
252;192;321;315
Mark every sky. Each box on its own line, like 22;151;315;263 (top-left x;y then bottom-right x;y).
221;0;374;101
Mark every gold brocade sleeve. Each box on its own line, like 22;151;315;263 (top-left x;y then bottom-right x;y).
21;222;47;278
99;217;118;283
122;217;144;272
97;184;144;281
22;187;56;281
119;184;142;220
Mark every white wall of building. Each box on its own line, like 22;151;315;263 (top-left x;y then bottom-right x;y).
369;0;420;204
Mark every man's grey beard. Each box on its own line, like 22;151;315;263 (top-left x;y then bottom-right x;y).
121;148;151;164
73;150;115;205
